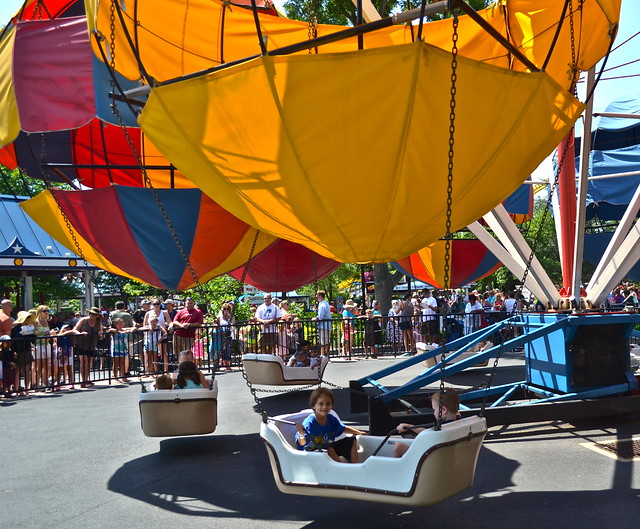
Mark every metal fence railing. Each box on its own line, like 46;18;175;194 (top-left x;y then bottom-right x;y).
3;311;520;393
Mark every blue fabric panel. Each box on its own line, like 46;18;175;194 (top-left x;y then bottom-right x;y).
583;232;640;282
115;186;202;289
575;94;640;151
503;184;531;215
583;144;640;220
93;55;142;127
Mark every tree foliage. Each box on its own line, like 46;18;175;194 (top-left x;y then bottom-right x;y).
282;0;492;26
284;0;400;26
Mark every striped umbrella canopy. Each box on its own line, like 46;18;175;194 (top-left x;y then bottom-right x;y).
20;186;275;290
229;239;340;292
392;239;502;289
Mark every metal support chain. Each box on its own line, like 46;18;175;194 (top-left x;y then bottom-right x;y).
307;0;318;53
566;0;578;89
436;9;458;431
239;364;270;422
104;5;207;301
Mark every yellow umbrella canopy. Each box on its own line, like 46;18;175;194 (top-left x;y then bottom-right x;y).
139;41;583;263
85;0;620;90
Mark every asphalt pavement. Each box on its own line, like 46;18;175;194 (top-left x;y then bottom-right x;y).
2;356;639;529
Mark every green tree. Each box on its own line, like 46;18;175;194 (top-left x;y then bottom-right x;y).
284;0;400;26
0;166;47;197
283;0;492;26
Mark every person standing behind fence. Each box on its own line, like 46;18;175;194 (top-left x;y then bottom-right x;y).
145;298;172;373
341;299;359;360
217;302;235;368
73;307;103;388
11;311;35;395
0;299;14;336
464;294;484;335
397;293;416;354
313;290;332;358
170;297;203;355
140;315;166;374
420;290;439;337
108;318;136;382
255;294;281;355
33;305;53;390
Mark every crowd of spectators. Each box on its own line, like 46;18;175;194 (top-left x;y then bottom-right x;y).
2;282;637;397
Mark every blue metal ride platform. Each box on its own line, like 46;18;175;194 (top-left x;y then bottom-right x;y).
350;313;640;432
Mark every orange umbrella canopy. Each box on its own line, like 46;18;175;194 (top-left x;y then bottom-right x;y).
393;239;502;290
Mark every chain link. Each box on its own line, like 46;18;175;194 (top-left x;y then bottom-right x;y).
108;0;117;69
566;0;578;88
105;2;205;297
306;0;318;53
437;9;459;430
39;134;90;268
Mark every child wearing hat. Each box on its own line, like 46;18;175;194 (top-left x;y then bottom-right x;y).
0;335;18;397
341;300;359;360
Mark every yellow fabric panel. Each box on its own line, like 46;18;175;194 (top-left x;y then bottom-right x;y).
139;41;584;263
141;133;195;188
0;25;20;148
20;190;133;279
86;0;619;91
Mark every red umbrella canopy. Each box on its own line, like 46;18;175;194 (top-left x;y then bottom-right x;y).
392;239;502;290
229;239;340;292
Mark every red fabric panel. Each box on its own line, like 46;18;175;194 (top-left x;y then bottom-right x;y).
18;0;78;20
0;143;18;170
72;120;144;188
449;242;483;287
13;17;95;133
51;188;161;286
229;239;340;292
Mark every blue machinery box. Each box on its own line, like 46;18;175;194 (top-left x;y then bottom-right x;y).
525;313;638;393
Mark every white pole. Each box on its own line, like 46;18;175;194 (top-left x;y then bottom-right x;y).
571;67;596;305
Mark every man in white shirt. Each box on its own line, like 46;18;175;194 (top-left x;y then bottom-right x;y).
255;294;281;354
464;294;484;335
312;290;332;357
420;289;439;336
502;291;518;315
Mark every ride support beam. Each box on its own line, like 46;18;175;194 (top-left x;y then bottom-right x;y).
586;220;640;306
571;67;595;304
466;220;552;307
350;0;382;22
482;205;559;306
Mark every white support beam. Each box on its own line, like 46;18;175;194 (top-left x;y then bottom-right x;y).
587;222;640;306
571;67;595;301
483;204;559;305
467;221;553;306
351;0;382;22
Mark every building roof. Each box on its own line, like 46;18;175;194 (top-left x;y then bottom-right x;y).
0;194;94;272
